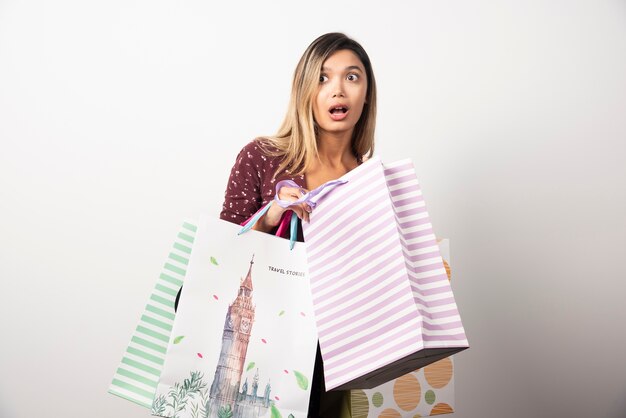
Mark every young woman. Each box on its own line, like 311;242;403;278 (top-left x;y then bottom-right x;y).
220;32;377;236
219;32;377;417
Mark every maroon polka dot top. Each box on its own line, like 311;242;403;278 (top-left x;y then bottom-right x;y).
219;138;306;239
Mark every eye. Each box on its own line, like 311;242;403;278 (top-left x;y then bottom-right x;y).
347;73;359;81
319;74;328;83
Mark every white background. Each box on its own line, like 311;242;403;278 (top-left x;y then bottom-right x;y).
1;1;625;417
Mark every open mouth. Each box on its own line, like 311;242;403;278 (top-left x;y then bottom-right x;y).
328;105;349;114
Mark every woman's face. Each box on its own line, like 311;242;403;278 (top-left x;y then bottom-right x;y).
312;49;368;139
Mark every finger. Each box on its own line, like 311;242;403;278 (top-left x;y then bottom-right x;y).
293;204;310;223
263;201;287;227
300;203;310;223
291;206;306;221
278;186;302;201
280;186;309;199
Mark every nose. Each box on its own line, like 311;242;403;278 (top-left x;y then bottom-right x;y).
331;78;345;97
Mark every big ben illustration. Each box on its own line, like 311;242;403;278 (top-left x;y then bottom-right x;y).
208;255;271;417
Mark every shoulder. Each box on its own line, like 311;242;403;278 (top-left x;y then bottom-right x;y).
233;137;284;173
238;137;265;156
238;137;279;158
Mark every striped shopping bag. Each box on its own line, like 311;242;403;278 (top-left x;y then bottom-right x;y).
108;221;197;408
340;239;457;417
302;157;469;391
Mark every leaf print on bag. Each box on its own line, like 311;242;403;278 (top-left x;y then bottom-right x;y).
270;404;282;418
217;404;233;418
151;394;167;415
293;370;309;390
164;371;207;415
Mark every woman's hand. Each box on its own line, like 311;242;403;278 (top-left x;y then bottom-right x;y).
252;186;312;232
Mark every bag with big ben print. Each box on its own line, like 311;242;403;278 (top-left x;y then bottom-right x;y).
152;216;318;418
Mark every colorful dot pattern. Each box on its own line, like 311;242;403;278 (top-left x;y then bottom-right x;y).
393;374;420;411
348;358;454;417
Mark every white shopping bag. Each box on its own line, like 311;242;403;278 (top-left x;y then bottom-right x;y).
152;217;318;418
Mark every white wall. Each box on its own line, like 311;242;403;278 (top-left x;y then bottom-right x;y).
1;1;624;417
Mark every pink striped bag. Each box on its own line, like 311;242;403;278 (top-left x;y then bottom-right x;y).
301;157;469;391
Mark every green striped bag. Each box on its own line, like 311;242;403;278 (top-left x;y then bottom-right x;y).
108;221;197;408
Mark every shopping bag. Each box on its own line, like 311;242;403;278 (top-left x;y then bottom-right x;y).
109;221;198;408
301;157;469;391
341;239;457;417
151;217;318;418
342;356;455;417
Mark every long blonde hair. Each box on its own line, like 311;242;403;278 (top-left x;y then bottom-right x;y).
261;32;377;177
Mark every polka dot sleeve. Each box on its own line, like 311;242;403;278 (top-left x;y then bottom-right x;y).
219;141;265;225
220;138;307;243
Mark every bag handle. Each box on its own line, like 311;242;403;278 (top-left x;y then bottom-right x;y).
238;178;348;249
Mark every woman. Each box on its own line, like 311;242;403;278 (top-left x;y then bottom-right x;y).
219;32;377;417
220;32;376;235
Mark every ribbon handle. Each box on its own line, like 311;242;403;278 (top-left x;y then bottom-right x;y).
273;178;347;210
238;201;273;235
238;177;348;249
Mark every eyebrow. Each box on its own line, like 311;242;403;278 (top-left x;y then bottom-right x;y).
321;65;364;73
